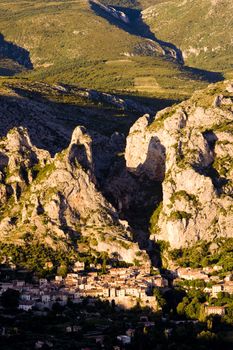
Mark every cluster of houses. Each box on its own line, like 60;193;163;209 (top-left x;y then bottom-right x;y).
63;264;169;310
174;265;223;282
172;266;233;316
0;263;169;312
173;266;233;295
211;274;233;297
0;261;232;317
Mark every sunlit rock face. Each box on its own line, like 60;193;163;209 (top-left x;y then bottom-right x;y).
125;80;233;248
0;125;149;264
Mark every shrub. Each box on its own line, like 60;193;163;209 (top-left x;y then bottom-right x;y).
169;211;192;221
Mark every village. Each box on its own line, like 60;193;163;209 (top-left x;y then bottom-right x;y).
0;261;232;316
173;265;233;316
0;259;233;349
0;262;162;313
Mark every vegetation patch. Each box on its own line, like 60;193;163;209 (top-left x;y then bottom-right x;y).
150;202;162;234
148;108;176;132
170;190;200;207
169;238;233;271
168;210;192;221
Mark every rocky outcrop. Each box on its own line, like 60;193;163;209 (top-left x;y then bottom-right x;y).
1;80;232;259
90;0;130;24
0;126;149;264
125;80;233;248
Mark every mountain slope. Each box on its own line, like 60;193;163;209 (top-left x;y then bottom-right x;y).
0;0;222;99
142;0;233;75
0;78;178;156
0;78;232;262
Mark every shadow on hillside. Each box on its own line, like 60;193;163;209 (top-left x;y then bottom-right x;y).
0;59;26;77
180;66;224;84
90;1;184;63
194;130;230;195
0;34;33;71
0;86;177;155
0;66;17;76
103;133;165;265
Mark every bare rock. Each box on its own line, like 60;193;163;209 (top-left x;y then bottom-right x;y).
125;80;233;248
0;125;149;264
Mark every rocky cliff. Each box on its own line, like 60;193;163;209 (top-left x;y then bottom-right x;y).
125;80;233;248
0;125;148;264
1;79;232;260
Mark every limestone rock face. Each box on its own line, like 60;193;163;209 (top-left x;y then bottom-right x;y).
0;126;148;264
125;114;166;181
0;127;50;202
125;80;233;248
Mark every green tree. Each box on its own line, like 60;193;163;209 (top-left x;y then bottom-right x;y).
1;289;20;310
177;297;189;316
197;330;217;342
153;287;167;310
185;298;201;319
57;263;68;277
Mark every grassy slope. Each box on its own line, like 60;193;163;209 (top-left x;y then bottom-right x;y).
28;55;217;100
142;0;233;75
0;0;140;65
0;0;222;101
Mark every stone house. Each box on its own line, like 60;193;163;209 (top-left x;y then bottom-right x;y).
55;275;63;283
102;288;110;297
73;261;85;272
42;294;51;303
39;279;48;286
224;282;233;294
224;274;233;282
116;289;126;297
110;288;116;298
21;293;31;301
212;284;223;297
18;300;35;311
205;305;226;316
